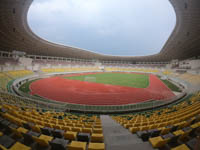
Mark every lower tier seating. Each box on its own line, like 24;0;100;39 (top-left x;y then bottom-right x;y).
0;104;105;150
112;92;200;149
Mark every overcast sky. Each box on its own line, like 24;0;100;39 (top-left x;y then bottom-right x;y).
28;0;176;56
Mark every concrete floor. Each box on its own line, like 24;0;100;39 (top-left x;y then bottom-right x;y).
100;115;155;150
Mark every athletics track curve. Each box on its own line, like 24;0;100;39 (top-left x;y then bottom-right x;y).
30;73;175;105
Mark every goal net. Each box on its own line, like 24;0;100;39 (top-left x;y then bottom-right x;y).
84;77;96;83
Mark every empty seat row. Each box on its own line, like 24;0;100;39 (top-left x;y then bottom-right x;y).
0;106;105;150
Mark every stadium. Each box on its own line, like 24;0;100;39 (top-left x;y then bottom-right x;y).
0;0;200;150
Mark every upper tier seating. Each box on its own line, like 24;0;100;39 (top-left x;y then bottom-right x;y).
5;70;33;79
105;67;159;73
171;73;200;86
41;67;100;73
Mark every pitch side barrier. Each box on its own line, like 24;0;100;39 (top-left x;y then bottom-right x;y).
0;90;188;114
63;92;187;114
9;71;188;114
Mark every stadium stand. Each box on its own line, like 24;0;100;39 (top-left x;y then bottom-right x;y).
0;103;105;150
0;70;33;92
0;0;200;149
171;73;200;86
105;67;159;73
0;73;12;92
41;67;100;73
112;92;200;149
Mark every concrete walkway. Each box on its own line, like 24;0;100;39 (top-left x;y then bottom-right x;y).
100;115;155;150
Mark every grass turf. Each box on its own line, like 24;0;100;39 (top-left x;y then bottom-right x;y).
160;79;181;92
64;72;149;88
19;79;38;93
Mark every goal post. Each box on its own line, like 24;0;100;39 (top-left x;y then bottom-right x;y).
84;76;96;83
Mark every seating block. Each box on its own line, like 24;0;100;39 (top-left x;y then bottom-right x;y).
88;143;105;150
68;141;87;150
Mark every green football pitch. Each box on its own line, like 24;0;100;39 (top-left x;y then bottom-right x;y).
64;72;149;88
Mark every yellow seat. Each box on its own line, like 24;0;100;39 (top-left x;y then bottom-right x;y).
171;144;190;150
158;122;167;128
37;121;44;126
141;122;148;126
160;127;171;135
68;141;87;150
67;123;74;127
10;142;31;150
139;126;149;131
62;126;72;131
129;127;139;133
124;124;133;129
85;124;93;128
184;120;192;128
133;123;140;127
72;127;82;132
53;124;61;130
0;132;3;136
149;136;168;148
76;124;84;128
88;143;105;150
173;130;184;136
91;133;104;142
44;123;52;128
191;122;200;129
12;128;23;138
0;145;8;150
178;121;187;129
82;128;93;134
64;131;77;140
149;124;158;130
33;137;48;147
33;134;53;147
165;121;170;126
93;128;103;134
94;125;102;128
17;127;28;134
31;125;41;133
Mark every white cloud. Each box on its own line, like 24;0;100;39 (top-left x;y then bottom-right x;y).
28;0;176;56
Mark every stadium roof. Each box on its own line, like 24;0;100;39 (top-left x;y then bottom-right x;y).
0;0;200;62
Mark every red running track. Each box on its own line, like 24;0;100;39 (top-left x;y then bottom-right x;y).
30;73;175;105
